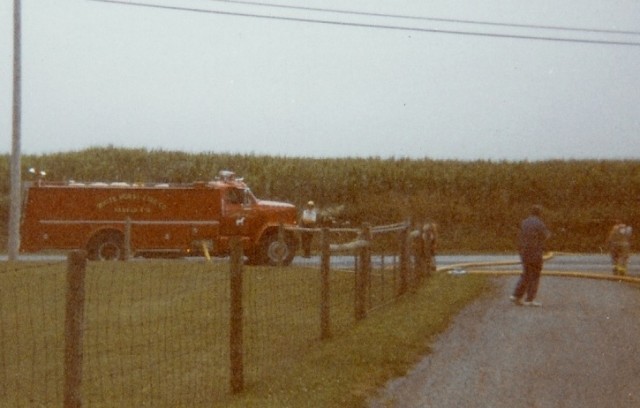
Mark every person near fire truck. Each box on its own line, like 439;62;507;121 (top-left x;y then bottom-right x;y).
510;205;551;307
300;201;318;258
607;220;632;276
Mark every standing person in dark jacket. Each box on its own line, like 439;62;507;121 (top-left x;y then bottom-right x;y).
510;205;551;307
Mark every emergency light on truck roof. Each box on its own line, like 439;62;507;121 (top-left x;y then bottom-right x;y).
28;168;47;177
217;170;243;182
36;169;245;188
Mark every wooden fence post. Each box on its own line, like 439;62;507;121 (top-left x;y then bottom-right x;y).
409;225;424;292
416;224;429;281
398;224;410;296
277;223;285;267
124;217;132;261
64;250;87;408
320;227;331;340
229;236;244;394
355;224;371;321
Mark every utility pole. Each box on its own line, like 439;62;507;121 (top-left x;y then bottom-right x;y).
8;0;22;260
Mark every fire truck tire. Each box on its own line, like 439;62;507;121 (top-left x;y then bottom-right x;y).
258;232;297;266
88;231;124;261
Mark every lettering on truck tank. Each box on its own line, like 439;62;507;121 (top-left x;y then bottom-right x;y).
96;193;168;212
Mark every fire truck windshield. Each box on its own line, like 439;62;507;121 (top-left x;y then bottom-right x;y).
243;189;257;206
226;188;256;207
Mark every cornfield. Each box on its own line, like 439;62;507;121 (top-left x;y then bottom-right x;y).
1;147;639;252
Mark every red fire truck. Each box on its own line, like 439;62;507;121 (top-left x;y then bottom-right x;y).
20;171;298;265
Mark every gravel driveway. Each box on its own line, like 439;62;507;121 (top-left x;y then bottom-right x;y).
369;274;640;408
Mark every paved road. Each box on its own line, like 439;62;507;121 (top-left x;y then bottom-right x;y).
369;272;640;408
293;253;640;275
436;253;640;274
6;252;639;276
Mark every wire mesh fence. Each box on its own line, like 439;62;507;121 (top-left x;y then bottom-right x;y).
0;259;230;407
82;260;230;406
0;221;433;406
1;262;66;406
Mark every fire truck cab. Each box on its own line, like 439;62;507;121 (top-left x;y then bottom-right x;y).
20;171;299;265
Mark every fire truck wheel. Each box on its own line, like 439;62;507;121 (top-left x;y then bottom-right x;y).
88;232;124;261
260;232;296;266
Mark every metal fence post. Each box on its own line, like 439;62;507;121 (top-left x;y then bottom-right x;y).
64;250;87;408
229;236;244;394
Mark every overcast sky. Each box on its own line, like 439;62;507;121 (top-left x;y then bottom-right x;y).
1;0;639;161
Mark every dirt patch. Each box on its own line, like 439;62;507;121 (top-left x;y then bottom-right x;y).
369;275;640;408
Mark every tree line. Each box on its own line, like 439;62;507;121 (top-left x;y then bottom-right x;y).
1;147;638;252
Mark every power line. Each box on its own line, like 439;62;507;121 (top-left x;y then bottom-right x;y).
89;0;640;47
202;0;640;37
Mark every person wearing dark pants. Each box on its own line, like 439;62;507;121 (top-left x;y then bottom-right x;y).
512;261;544;306
510;205;550;307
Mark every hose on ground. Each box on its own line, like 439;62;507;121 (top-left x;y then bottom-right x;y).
438;252;640;284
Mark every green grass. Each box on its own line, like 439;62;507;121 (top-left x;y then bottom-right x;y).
0;260;489;407
222;272;490;407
